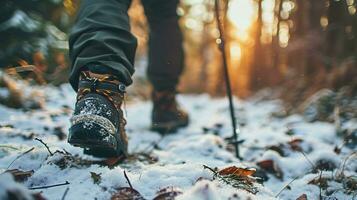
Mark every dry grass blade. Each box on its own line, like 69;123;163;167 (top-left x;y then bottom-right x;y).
338;152;357;177
275;174;300;198
6;147;35;169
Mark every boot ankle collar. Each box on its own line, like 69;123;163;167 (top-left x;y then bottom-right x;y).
79;79;126;94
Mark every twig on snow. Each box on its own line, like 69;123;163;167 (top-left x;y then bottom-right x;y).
124;170;133;189
61;187;70;200
6;147;35;169
28;181;70;190
35;138;53;156
203;165;218;175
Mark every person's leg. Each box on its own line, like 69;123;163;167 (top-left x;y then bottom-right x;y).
69;0;137;91
68;0;136;157
141;0;188;133
141;0;184;91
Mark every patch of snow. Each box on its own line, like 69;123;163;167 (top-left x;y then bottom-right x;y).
0;83;355;200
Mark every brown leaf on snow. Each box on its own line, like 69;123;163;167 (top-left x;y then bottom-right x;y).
288;138;304;152
203;165;259;194
256;159;283;179
296;194;307;200
5;169;34;182
218;166;256;177
267;145;286;157
267;138;305;157
153;186;182;200
111;187;145;200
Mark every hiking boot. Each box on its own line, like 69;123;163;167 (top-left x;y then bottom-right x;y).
151;90;189;133
68;71;128;157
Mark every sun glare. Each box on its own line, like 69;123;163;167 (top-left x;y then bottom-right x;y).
230;42;242;64
227;0;255;33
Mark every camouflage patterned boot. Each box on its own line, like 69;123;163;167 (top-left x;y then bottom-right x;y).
151;90;189;133
68;71;128;157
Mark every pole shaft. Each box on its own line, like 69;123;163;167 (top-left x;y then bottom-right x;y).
214;0;240;159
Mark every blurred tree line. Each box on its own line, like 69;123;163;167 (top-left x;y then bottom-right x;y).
250;0;357;103
176;0;357;99
1;0;356;97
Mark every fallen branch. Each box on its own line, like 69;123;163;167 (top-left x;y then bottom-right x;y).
28;181;70;190
35;138;53;156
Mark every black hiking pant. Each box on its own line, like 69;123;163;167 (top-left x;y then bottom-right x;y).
69;0;184;92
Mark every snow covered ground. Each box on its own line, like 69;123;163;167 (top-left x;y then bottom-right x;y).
0;84;356;200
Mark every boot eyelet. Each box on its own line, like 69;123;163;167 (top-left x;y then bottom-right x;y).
118;84;126;92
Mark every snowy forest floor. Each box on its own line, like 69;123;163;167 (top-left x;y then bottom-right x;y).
0;83;356;200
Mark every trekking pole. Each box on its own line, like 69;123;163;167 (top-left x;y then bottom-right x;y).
214;0;241;159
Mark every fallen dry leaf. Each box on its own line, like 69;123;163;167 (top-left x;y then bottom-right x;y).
288;138;304;152
296;194;307;200
203;165;259;194
111;187;145;200
153;186;182;200
5;169;34;182
218;166;256;177
257;159;283;179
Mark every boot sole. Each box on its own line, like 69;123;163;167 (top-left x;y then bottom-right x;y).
69;139;119;157
68;120;126;158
